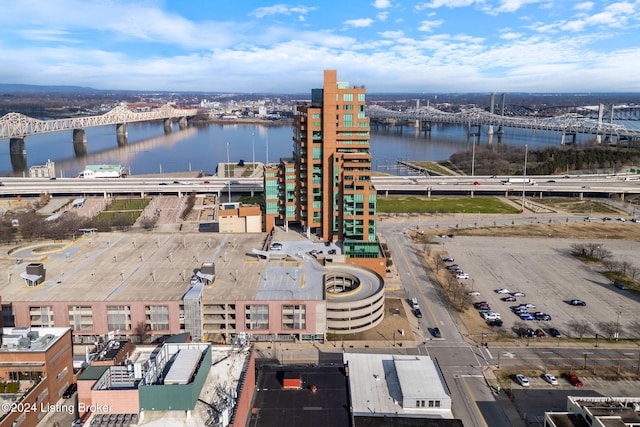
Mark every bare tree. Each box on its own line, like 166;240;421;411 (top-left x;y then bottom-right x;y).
597;321;619;339
603;260;621;273
134;321;150;344
567;320;594;338
140;217;157;231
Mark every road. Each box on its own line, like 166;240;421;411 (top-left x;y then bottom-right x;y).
378;217;640;425
379;220;511;427
2;172;640;198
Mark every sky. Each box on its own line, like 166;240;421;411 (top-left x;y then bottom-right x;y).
0;0;639;93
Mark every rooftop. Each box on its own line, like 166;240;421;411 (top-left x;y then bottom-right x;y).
0;327;70;352
250;364;351;427
343;353;453;419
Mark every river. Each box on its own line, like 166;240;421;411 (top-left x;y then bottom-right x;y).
0;121;598;177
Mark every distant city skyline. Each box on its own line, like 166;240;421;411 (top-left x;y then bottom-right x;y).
0;0;639;93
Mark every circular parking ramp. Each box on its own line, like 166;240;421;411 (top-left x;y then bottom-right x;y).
324;266;385;334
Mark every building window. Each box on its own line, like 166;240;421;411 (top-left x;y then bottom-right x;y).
107;305;131;331
245;305;269;330
282;305;306;330
429;400;434;407
145;305;169;330
56;366;68;382
435;400;441;407
343;93;354;101
29;306;54;327
68;306;93;331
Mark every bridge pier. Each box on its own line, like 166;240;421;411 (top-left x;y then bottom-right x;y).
73;129;87;156
164;118;172;134
467;124;481;138
178;117;188;130
10;138;27;173
116;123;128;146
561;131;577;146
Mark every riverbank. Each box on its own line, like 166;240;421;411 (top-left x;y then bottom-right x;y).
192;117;292;126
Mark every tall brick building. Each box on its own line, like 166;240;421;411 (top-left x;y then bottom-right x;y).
265;70;382;269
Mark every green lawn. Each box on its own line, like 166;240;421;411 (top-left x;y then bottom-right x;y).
377;196;520;214
413;161;454;176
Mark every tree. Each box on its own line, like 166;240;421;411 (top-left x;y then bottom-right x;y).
567;320;594;338
140;217;157;231
134;321;150;344
597;321;619;339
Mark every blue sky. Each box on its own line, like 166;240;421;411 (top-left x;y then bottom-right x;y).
0;0;639;93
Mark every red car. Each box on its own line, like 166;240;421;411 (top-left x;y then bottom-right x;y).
565;373;583;387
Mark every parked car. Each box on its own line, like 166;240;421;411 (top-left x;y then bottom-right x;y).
569;299;587;306
515;374;530;387
519;303;536;309
565;373;584;387
520;313;535;321
474;301;489;309
535;328;547;337
534;312;552;321
481;311;501;320
495;288;511;294
501;296;517;302
63;383;77;399
456;272;470;279
543;373;558;385
487;318;503;327
442;257;454;262
432;327;441;338
413;308;423;318
446;264;461;270
468;291;481;296
511;291;526;297
269;242;283;251
614;281;628;290
548;327;561;337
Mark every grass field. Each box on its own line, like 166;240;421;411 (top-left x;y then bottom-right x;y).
95;198;150;225
377;196;521;214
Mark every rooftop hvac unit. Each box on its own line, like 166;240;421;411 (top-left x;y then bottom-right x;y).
27;331;40;341
18;337;31;348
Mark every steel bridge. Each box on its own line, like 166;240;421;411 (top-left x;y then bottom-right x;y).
367;104;640;141
0;103;196;139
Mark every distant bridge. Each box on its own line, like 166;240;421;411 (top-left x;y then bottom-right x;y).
367;104;640;142
0;103;197;172
0;103;196;139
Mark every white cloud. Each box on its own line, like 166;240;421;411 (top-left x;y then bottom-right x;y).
499;31;522;40
483;0;549;15
344;18;375;28
418;20;444;32
377;11;390;21
574;2;595;12
250;4;316;18
380;30;405;39
372;0;391;8
415;0;480;10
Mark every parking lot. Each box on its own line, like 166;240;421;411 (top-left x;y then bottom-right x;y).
439;236;640;339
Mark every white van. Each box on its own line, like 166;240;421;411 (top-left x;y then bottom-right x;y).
410;298;419;310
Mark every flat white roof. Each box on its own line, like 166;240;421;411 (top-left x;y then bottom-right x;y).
164;348;202;385
343;353;453;419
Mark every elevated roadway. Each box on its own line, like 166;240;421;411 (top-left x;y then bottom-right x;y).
2;174;640;200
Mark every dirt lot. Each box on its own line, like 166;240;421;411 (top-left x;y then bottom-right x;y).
329;298;417;346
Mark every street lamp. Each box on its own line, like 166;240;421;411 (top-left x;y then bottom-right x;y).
252;131;255;169
521;144;528;212
595;334;599;347
226;141;231;203
616;310;622;341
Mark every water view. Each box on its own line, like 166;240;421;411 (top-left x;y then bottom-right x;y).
0;121;597;177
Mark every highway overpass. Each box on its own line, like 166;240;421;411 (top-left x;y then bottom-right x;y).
2;174;640;201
